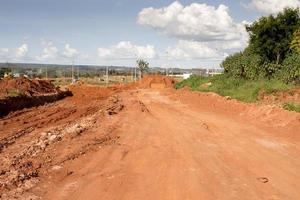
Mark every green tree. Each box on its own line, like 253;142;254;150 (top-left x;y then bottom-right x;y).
291;29;300;54
246;8;300;65
136;59;149;78
221;52;244;78
221;48;262;79
0;68;10;78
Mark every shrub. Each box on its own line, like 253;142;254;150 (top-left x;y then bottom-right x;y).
280;53;300;84
221;50;262;80
175;74;293;103
263;63;283;79
283;103;300;113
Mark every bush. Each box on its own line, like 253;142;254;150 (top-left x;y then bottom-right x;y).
263;63;283;79
175;74;293;103
175;75;208;89
280;53;300;84
221;50;262;80
221;50;300;83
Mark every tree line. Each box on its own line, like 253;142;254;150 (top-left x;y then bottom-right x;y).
222;8;300;84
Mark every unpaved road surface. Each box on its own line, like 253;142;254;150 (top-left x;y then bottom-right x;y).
1;84;300;199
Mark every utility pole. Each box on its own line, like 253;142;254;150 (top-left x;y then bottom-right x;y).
131;67;133;82
106;65;109;85
134;65;137;82
62;67;65;84
166;51;169;76
71;60;74;82
134;54;137;82
77;66;79;79
45;65;48;80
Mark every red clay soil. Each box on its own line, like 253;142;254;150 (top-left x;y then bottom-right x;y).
0;77;61;99
259;88;300;105
0;76;299;200
125;75;175;89
0;77;71;117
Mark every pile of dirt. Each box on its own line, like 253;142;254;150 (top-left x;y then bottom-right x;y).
0;91;125;199
0;77;72;117
0;77;61;99
137;75;175;89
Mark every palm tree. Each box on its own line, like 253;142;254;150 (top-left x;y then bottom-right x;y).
136;59;149;78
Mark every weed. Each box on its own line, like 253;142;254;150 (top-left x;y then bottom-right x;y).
175;74;295;103
283;103;300;113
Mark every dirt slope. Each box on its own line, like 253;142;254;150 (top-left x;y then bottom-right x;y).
0;76;299;199
0;77;71;117
0;77;61;99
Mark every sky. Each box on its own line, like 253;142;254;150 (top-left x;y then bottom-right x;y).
0;0;300;68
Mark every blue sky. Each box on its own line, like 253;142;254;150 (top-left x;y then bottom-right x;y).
0;0;299;68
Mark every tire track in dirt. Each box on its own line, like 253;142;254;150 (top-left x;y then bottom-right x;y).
39;89;300;200
1;76;299;200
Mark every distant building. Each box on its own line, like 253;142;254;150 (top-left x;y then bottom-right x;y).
183;73;192;79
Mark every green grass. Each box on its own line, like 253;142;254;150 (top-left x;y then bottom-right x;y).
283;103;300;113
7;88;22;97
175;74;294;103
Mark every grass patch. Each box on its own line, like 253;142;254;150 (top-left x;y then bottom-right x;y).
7;89;23;97
175;74;294;103
283;103;300;113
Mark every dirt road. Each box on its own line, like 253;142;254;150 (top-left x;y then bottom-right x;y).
0;77;299;200
33;88;299;200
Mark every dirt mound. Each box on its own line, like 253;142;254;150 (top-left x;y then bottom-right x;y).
0;89;125;199
0;77;71;117
0;77;60;99
137;75;175;89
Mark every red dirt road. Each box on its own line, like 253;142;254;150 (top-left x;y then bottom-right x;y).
1;81;300;199
42;89;299;200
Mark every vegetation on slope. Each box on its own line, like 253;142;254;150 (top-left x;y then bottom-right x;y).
175;74;294;103
283;103;300;113
222;8;300;84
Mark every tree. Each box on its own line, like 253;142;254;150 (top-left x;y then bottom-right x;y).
136;59;149;78
0;68;10;78
246;8;300;65
291;29;300;54
221;48;262;79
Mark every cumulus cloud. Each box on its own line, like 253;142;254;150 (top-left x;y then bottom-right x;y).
0;45;29;61
138;1;247;42
97;41;156;59
0;48;9;59
15;44;28;58
63;44;78;58
36;41;58;61
250;0;300;14
166;40;223;60
138;1;249;61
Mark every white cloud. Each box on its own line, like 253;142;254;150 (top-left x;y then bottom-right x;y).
138;2;251;61
0;45;29;61
166;40;223;60
15;44;28;58
137;1;247;42
0;48;9;59
36;41;58;61
250;0;300;14
97;41;156;59
63;44;78;58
